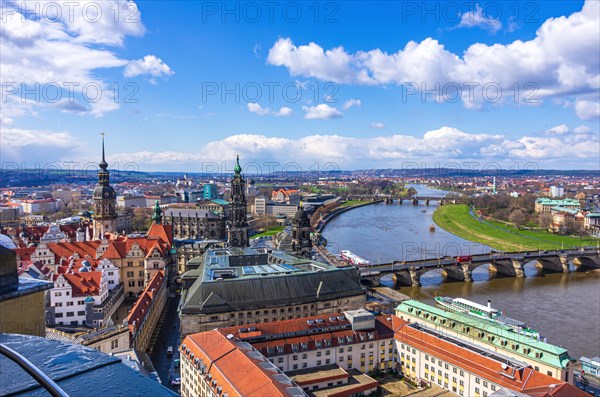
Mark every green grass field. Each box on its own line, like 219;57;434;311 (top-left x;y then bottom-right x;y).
433;204;598;252
252;226;285;238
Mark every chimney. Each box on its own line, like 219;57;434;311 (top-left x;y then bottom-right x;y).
487;300;491;309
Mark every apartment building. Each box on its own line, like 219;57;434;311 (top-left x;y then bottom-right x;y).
218;309;395;374
179;330;306;397
127;270;167;352
47;258;123;328
396;300;573;383
393;317;587;397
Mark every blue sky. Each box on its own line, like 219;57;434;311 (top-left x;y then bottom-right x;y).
1;0;599;172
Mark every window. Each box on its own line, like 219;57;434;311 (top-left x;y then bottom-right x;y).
77;311;85;315
453;367;457;374
55;313;63;318
138;271;143;277
302;354;307;359
475;387;480;394
278;358;283;363
476;378;480;384
66;312;74;317
66;301;73;306
127;261;133;267
483;381;488;387
293;355;298;361
547;371;553;376
317;352;321;357
293;364;298;370
445;363;449;370
317;360;321;365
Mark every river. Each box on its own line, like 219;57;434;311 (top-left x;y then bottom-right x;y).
323;184;600;359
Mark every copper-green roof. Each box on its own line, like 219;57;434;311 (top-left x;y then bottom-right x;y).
396;300;571;369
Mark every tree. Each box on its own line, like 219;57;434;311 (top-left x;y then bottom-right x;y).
132;208;152;232
509;209;526;229
538;213;553;230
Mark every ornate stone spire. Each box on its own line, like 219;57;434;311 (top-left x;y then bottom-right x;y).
234;154;242;175
152;200;163;224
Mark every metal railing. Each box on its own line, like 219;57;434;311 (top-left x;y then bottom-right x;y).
0;342;69;397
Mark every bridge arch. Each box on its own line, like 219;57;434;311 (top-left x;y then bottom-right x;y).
530;257;564;273
571;256;600;271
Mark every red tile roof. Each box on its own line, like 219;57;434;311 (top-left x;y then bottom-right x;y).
147;222;173;247
62;271;102;297
218;314;394;357
182;330;299;397
127;270;165;336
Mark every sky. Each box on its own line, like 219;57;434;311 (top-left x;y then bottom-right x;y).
1;0;599;173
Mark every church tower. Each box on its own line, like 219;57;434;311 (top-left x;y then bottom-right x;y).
291;205;312;258
227;155;249;247
92;134;117;238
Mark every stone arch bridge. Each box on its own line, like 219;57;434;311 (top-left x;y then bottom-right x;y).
359;248;600;287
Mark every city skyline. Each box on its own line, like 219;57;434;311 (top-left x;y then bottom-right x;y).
1;0;599;171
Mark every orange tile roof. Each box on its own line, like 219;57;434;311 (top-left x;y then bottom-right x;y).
127;270;165;336
218;314;394;357
147;222;173;246
392;316;569;394
182;330;299;397
62;271;102;297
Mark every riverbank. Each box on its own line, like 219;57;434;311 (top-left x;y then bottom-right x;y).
316;200;382;233
433;204;598;251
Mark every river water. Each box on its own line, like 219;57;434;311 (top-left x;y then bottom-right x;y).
323;185;600;359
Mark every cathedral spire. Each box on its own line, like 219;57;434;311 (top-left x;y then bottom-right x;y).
99;132;108;171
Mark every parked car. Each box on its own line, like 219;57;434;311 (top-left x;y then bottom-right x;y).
167;346;174;356
171;376;181;386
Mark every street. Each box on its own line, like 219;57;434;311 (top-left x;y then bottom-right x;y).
150;294;181;394
575;372;600;396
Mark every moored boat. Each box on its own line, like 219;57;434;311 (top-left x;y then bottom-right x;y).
435;296;541;338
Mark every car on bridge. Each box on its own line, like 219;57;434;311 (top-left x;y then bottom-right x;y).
456;255;472;263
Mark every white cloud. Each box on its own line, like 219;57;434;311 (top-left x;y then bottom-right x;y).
107;125;599;170
371;122;385;129
302;104;343;119
0;127;82;163
456;4;502;33
267;1;600;118
275;107;293;116
574;125;591;134
0;1;172;118
545;124;569;135
247;102;270;116
124;55;173;80
575;100;600;120
247;103;293;116
342;99;361;110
